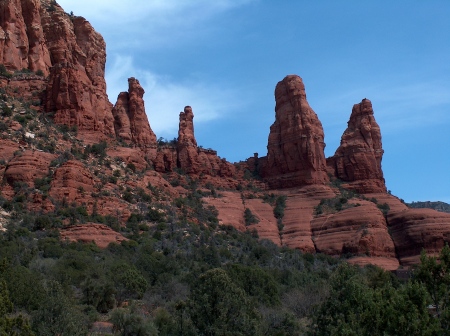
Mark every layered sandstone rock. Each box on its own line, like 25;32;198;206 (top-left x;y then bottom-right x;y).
387;208;450;266
261;75;329;188
49;160;95;203
281;185;335;252
311;201;396;258
327;99;386;193
60;223;128;248
112;78;157;147
3;150;55;186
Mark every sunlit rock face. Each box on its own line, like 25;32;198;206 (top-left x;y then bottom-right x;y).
327;98;386;193
261;75;329;188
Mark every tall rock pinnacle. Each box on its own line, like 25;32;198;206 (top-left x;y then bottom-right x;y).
261;75;329;188
327;98;386;193
112;77;157;147
177;106;199;173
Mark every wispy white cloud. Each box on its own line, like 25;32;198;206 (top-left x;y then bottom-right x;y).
106;55;241;139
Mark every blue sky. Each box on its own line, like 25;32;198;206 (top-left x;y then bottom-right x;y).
58;0;450;203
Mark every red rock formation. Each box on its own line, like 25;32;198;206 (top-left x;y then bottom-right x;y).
245;198;280;245
43;13;114;139
112;78;157;147
60;223;128;248
0;0;51;74
0;0;115;138
261;75;329;188
177;106;199;173
0;140;20;163
107;147;149;172
3;150;55;187
154;147;177;173
49;160;95;203
387;208;450;266
281;185;335;252
327;99;386;193
311;201;397;259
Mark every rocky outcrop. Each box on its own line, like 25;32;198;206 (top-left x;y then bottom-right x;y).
112;78;157;147
327;99;386;193
60;223;128;248
311;201;397;259
261;75;329;188
281;185;335;252
3;150;55;187
49;160;95;203
387;209;450;266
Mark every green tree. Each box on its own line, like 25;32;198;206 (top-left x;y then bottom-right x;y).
112;263;148;304
188;268;260;336
31;280;88;336
312;263;438;336
415;244;450;332
0;281;34;336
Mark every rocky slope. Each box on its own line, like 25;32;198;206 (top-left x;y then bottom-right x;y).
1;0;449;270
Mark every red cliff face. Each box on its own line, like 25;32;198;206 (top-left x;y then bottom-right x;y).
0;0;51;74
261;75;329;188
112;77;157;147
43;10;114;139
0;0;115;139
327;99;386;193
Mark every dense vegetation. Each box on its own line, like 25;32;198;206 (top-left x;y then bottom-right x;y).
1;183;450;336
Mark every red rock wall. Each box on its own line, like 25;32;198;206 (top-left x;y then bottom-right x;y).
43;11;114;139
0;0;51;74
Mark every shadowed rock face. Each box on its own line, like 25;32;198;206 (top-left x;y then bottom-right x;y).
261;75;329;188
112;77;157;147
327;98;386;193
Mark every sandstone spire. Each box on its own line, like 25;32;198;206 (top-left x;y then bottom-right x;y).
112;78;157;147
261;75;329;188
177;106;200;173
327;98;386;193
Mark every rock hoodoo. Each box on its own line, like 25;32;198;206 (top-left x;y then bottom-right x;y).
112;77;157;147
327;98;386;193
177;106;199;173
261;75;329;188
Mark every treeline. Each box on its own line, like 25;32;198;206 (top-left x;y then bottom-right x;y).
0;189;450;335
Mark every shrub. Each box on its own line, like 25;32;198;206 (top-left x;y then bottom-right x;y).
244;208;259;226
